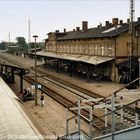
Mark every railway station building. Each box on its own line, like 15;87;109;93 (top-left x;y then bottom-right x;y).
39;17;140;83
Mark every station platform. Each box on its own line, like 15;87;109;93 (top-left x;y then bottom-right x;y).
0;77;43;140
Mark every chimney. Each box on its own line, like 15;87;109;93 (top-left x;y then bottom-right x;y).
105;21;110;27
55;30;59;33
138;17;140;22
64;28;66;33
99;23;102;29
82;21;88;31
112;18;119;26
127;18;130;24
97;23;102;29
120;20;123;25
76;27;80;31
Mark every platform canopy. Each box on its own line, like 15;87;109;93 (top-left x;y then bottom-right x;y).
116;58;138;69
36;51;114;65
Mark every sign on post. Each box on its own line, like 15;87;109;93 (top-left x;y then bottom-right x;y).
31;84;41;89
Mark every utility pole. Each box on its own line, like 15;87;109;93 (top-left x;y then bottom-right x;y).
8;32;10;47
33;35;38;105
128;0;135;82
28;19;31;52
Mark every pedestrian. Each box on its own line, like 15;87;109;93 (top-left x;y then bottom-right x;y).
22;89;28;102
40;92;44;107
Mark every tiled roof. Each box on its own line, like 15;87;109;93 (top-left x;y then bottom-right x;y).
57;21;140;40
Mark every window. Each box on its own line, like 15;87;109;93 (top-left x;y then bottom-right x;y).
95;45;98;55
91;44;95;55
71;45;73;53
101;46;104;56
104;43;108;56
79;45;82;54
75;45;78;54
89;46;91;55
97;45;101;55
108;46;112;56
84;45;89;54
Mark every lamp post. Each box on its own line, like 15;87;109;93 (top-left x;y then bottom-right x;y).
33;35;38;105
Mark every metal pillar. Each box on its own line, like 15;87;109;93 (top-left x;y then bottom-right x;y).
105;108;108;128
87;65;90;82
111;94;115;140
11;68;15;83
56;59;59;72
20;69;23;93
33;35;38;105
135;112;138;126
69;61;72;77
5;66;7;73
66;108;69;135
135;101;139;126
1;64;3;75
89;107;93;140
120;104;124;123
128;0;135;83
77;100;81;135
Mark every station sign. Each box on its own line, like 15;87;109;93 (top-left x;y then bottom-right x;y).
31;84;41;89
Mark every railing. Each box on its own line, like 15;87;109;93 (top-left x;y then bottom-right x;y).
65;77;140;140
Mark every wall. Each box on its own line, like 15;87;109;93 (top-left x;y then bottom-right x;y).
46;37;115;58
45;33;116;81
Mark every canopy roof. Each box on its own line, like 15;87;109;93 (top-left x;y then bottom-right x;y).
37;51;114;65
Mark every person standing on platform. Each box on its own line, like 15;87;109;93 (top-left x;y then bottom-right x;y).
40;92;44;107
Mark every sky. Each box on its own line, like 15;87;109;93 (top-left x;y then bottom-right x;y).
0;0;140;43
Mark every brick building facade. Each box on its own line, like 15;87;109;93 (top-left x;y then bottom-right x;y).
43;18;140;83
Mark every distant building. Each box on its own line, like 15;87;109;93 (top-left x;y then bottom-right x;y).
0;50;7;53
43;17;140;83
8;45;18;48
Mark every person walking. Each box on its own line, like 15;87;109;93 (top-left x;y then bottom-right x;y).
40;92;44;107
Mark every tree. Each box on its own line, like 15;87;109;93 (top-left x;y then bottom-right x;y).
0;41;8;50
29;42;44;49
16;37;27;51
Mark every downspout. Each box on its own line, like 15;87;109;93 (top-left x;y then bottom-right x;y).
113;36;117;82
114;37;117;82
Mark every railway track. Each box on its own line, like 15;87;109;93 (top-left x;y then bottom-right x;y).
24;71;140;135
34;67;103;99
24;76;73;108
1;54;140;135
32;68;140;126
24;75;111;131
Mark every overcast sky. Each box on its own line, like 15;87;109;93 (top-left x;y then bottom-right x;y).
0;0;140;42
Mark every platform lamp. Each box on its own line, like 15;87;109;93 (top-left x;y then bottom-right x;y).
33;35;38;105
